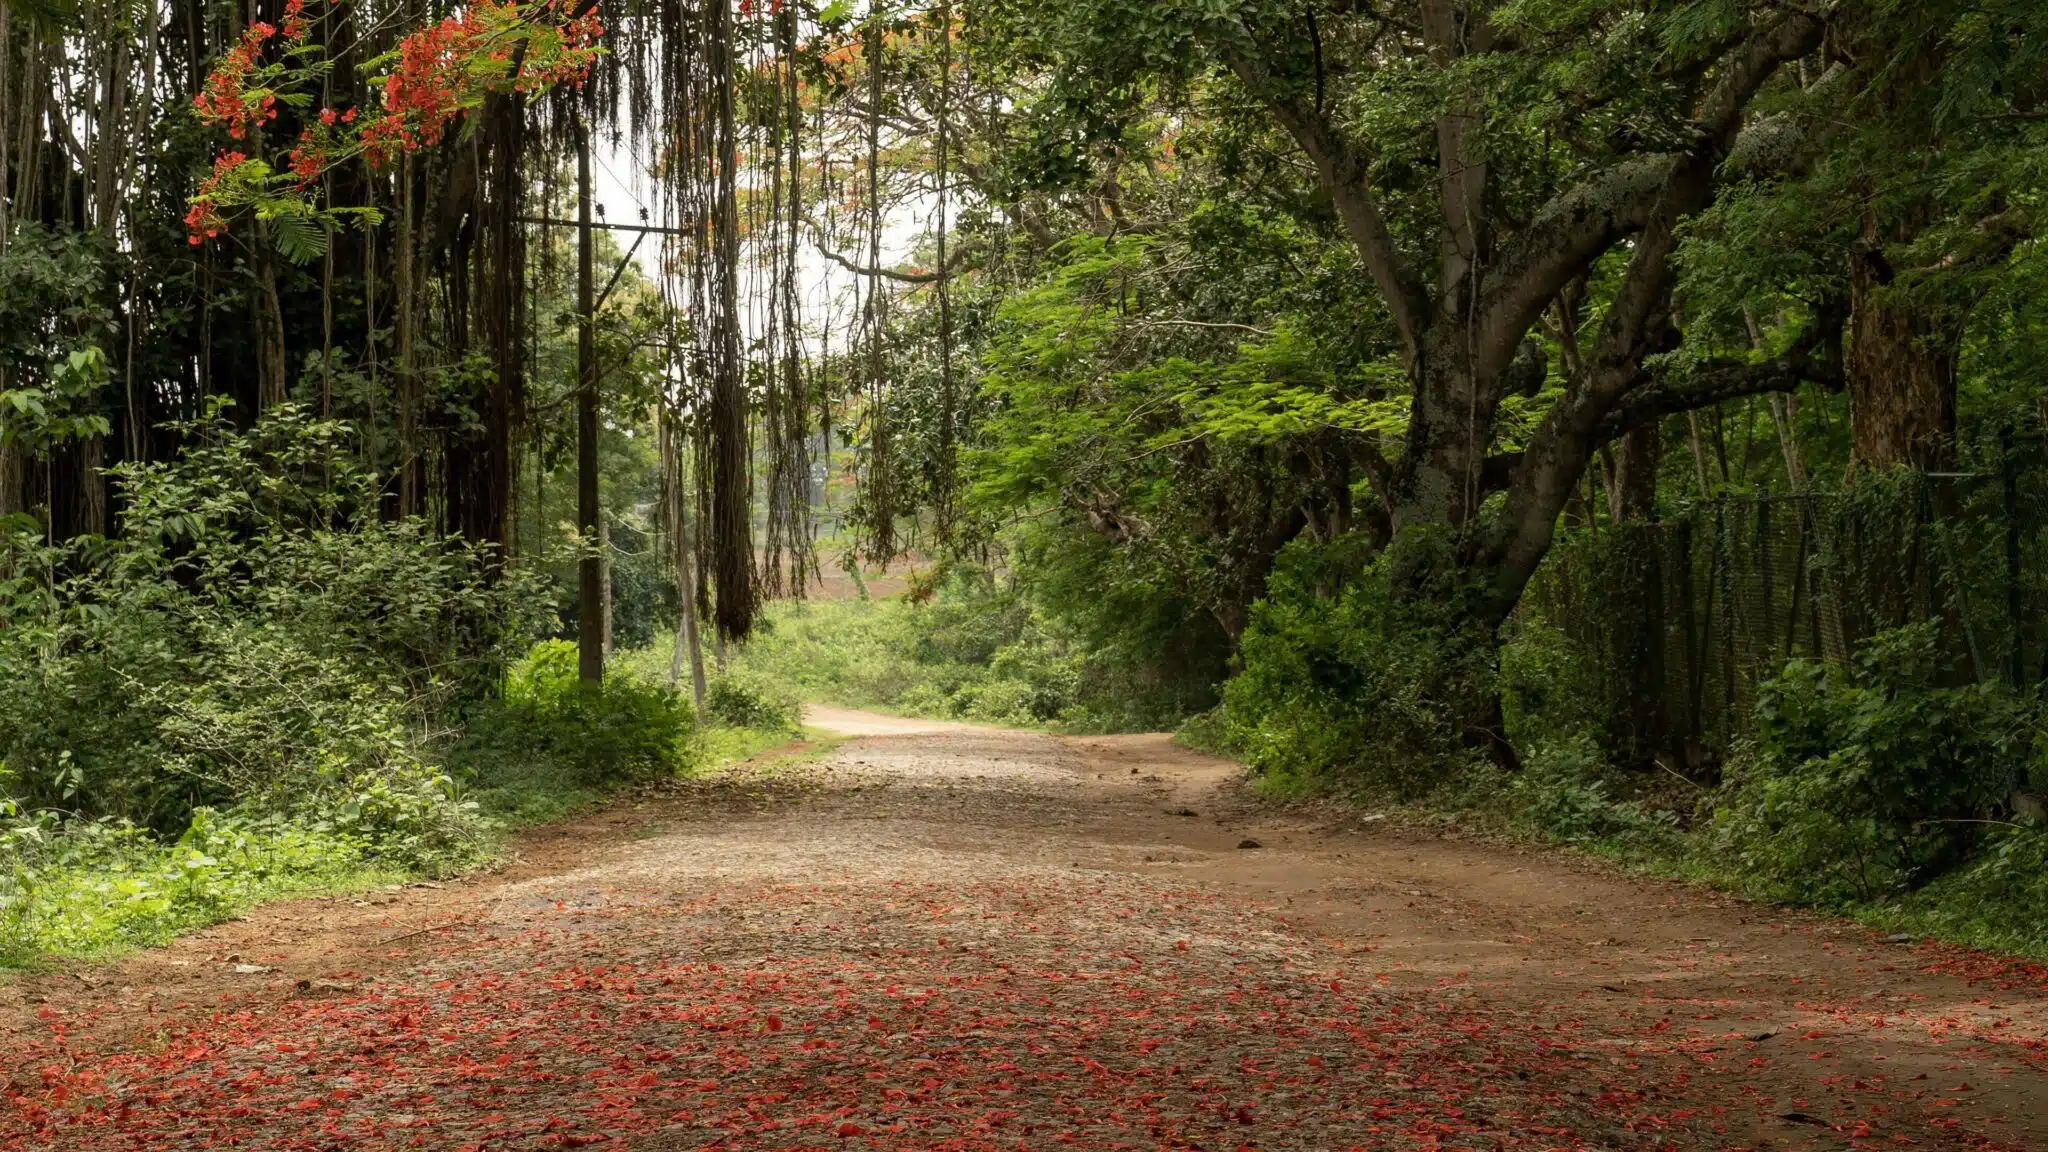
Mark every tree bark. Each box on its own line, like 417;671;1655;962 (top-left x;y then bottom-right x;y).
599;512;614;656
0;440;23;520
396;153;420;517
666;427;709;714
254;225;288;409
707;0;754;641
1609;423;1667;767
1847;243;1956;471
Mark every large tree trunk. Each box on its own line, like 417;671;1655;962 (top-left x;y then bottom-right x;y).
1846;242;1957;471
1388;348;1496;540
1380;353;1522;768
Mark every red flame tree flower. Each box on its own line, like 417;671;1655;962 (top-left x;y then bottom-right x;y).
186;0;604;252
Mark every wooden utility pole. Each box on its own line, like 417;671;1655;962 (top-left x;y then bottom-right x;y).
576;110;603;686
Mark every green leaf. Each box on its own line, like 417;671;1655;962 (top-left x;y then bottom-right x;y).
268;215;329;265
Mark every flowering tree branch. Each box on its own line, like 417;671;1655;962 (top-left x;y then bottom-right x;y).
185;0;605;253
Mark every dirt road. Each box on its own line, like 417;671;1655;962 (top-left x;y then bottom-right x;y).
5;709;2047;1150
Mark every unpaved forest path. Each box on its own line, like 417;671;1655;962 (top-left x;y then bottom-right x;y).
6;710;2048;1151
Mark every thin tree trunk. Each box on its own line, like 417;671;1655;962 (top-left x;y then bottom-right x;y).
1610;423;1659;522
666;433;709;713
575;111;602;685
1687;411;1712;496
1746;303;1808;493
599;512;614;655
0;444;21;519
0;7;15;517
397;154;420;516
254;224;288;408
1768;393;1807;494
933;0;956;540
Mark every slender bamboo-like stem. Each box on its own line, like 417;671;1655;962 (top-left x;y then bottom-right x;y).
576;108;603;686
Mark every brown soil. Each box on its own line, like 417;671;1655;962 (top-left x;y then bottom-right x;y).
3;711;2044;1150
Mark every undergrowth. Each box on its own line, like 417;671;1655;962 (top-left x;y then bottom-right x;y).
0;635;735;969
1194;606;2048;959
0;411;780;969
716;566;1182;732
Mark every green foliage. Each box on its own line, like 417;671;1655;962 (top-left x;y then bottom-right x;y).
0;801;403;964
474;640;700;789
323;766;488;874
959;231;1366;714
0;404;542;831
1212;539;1497;799
1504;737;1681;850
1712;623;2040;904
0;225;116;461
1890;827;2048;956
1498;617;1603;748
705;674;802;733
0;406;599;965
728;569;1172;732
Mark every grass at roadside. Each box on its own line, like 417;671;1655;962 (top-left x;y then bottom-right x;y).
0;816;409;969
699;723;814;770
0;724;804;972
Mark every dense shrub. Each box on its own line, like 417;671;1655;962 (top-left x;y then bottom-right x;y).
480;640;700;786
705;674;802;733
1711;622;2040;903
0;406;575;963
1214;540;1495;798
0;405;543;834
728;566;1166;731
1505;737;1681;849
1002;526;1230;727
1498;617;1604;748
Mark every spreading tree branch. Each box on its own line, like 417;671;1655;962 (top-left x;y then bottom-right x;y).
1219;42;1429;366
1595;337;1842;446
1476;10;1827;388
1475;157;1675;380
812;230;983;284
1581;10;1828;398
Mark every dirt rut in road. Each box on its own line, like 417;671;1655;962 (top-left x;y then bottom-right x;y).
3;711;2045;1150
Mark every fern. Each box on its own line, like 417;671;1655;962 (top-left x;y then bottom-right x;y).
267;214;328;265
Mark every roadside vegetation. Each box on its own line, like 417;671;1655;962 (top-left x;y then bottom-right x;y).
0;410;794;968
726;565;1197;733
